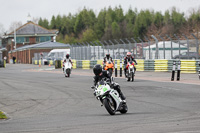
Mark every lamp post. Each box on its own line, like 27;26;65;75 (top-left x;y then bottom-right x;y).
159;35;166;59
131;38;137;58
14;25;16;50
166;34;173;59
138;37;144;59
182;34;190;59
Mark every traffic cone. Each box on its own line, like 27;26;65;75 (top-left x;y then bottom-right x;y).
49;63;51;67
39;64;41;67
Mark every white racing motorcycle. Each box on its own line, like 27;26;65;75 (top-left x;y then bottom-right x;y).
63;60;72;77
125;60;135;82
92;78;128;115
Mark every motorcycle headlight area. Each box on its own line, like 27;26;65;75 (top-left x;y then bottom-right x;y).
95;90;101;96
130;65;133;68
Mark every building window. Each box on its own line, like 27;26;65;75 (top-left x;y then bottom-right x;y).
15;37;29;44
16;37;24;43
8;38;12;44
25;37;29;43
36;37;39;43
36;36;51;43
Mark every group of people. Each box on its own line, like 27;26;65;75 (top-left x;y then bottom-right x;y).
62;52;137;103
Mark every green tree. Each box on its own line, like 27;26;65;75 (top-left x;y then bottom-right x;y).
94;9;106;39
133;10;153;39
164;10;171;25
114;5;124;23
153;12;163;28
81;28;98;42
125;8;137;37
111;21;121;38
55;15;62;31
50;15;56;29
64;33;77;44
171;7;186;31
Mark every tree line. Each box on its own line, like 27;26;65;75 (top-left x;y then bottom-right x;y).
38;6;200;44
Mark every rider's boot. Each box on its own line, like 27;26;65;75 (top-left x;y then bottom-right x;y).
134;67;136;75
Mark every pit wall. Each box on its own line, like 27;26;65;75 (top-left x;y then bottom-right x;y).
32;59;200;73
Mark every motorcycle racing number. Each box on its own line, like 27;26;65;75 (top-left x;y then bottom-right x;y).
103;87;108;92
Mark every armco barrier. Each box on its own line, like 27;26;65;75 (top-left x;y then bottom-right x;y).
180;60;196;73
144;60;154;71
136;59;144;71
32;59;200;73
97;60;103;66
82;60;90;69
154;60;168;72
90;60;97;68
72;60;76;69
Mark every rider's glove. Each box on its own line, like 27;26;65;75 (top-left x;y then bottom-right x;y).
91;86;95;89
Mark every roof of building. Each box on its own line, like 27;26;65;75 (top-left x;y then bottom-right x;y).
0;48;7;52
8;21;58;36
9;41;71;53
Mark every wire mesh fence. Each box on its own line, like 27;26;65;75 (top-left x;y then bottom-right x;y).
70;35;200;60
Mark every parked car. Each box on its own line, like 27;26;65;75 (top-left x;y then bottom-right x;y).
173;52;200;59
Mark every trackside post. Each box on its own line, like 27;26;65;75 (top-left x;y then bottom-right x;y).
171;61;176;81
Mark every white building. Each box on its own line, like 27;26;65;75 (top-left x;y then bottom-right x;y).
143;41;187;59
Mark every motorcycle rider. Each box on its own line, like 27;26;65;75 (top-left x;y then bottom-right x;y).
62;54;73;72
124;52;137;77
103;53;113;69
103;54;113;64
92;64;126;101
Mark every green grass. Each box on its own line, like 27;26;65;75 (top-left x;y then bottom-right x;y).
0;111;7;119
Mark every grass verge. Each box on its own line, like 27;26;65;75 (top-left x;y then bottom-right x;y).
0;111;8;119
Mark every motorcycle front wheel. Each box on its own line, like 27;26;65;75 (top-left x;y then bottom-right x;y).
103;98;115;115
108;69;113;76
120;103;128;114
131;72;134;82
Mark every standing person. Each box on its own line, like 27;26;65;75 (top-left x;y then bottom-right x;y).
13;56;16;64
124;52;137;77
4;56;7;63
4;56;7;67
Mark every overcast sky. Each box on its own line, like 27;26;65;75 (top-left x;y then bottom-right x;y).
0;0;200;32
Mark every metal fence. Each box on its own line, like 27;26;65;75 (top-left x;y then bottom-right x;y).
70;34;200;60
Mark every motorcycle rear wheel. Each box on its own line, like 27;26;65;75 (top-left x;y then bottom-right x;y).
103;98;115;115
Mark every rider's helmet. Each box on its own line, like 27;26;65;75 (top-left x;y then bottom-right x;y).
126;52;132;58
93;64;102;75
66;54;69;59
106;54;110;59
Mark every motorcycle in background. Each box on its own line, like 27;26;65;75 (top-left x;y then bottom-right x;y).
104;61;114;76
63;60;72;77
92;78;128;115
125;59;135;82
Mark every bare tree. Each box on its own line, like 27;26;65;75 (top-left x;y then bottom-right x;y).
8;21;23;33
0;23;5;37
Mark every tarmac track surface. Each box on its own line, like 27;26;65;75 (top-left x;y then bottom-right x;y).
0;64;200;133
